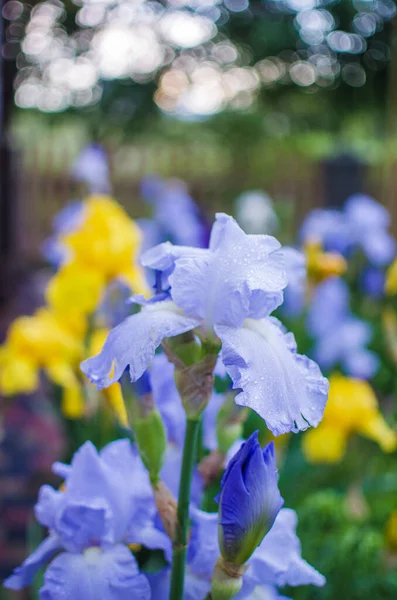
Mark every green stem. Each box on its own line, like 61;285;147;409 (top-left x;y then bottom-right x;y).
169;418;201;600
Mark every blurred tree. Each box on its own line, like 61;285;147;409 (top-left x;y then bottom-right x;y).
2;0;395;142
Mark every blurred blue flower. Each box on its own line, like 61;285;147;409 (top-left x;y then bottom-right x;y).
140;176;209;248
82;213;328;436
359;266;385;299
344;194;396;267
307;276;349;338
95;280;132;328
216;432;284;565
71;143;111;195
4;439;169;599
300;208;352;255
307;278;379;379
300;195;396;267
41;201;84;267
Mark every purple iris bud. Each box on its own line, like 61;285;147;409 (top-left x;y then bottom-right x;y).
216;432;284;566
120;368;154;419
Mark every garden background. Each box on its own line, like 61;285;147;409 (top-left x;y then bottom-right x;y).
2;0;397;598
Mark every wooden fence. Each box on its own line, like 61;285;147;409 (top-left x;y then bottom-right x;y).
7;141;397;272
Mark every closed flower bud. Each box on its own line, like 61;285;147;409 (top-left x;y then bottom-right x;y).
216;432;284;566
121;369;166;484
163;336;219;419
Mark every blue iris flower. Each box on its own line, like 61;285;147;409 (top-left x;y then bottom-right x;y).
300;195;396;267
81;213;328;436
344;194;396;267
147;504;324;599
216;432;284;565
139;175;209;249
150;438;323;600
300;208;352;255
71;142;111;195
307;277;379;379
4;440;170;599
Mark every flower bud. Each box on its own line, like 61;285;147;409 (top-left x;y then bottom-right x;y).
163;336;219;419
216;432;283;566
121;369;166;484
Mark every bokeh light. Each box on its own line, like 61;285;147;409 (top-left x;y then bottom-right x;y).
3;0;396;116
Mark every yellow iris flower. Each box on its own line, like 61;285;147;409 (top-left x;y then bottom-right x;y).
0;195;147;423
305;240;347;284
0;311;129;423
0;308;85;417
302;373;397;463
47;196;149;320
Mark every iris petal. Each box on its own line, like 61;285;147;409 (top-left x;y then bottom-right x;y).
40;545;150;600
217;317;329;436
170;214;287;327
247;509;325;589
81;301;199;387
4;536;61;590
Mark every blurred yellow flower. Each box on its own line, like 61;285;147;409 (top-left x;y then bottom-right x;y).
61;195;149;295
386;258;397;295
302;373;397;463
305;240;347;284
0;313;129;425
0;195;147;425
46;196;149;323
0;308;85;416
46;263;106;325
